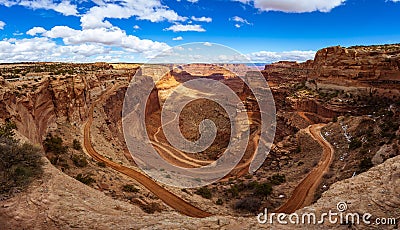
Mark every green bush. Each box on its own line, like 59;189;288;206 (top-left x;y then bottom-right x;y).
122;184;139;193
254;182;273;197
234;197;262;213
72;139;82;150
43;134;68;154
75;173;96;185
268;174;286;185
195;187;212;199
71;155;88;167
0;121;17;139
216;198;223;205
0;137;43;195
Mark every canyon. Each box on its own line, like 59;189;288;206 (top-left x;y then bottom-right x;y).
0;44;399;229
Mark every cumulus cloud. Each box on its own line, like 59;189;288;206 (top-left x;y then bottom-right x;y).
246;50;316;63
0;21;5;30
191;16;212;23
42;26;170;54
26;27;46;36
164;24;205;32
0;0;78;16
230;16;251;24
234;0;345;13
80;0;187;29
173;36;183;41
230;16;251;28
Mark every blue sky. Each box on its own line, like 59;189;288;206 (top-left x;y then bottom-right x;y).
0;0;399;63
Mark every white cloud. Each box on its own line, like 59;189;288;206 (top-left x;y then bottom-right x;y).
230;16;251;25
246;50;316;63
43;26;170;55
0;21;5;30
26;27;46;36
234;0;345;13
0;0;78;16
133;25;140;30
164;24;205;32
230;16;251;28
187;0;199;2
80;0;187;29
173;36;183;41
191;16;212;23
203;42;212;47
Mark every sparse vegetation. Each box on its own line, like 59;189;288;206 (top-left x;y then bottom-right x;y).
43;134;68;154
97;161;106;167
72;139;82;150
234;197;262;213
71;154;88;167
254;182;273;197
195;187;212;199
0;120;17;139
141;202;163;214
216;198;223;205
75;173;96;185
122;184;139;193
268;174;286;185
0;122;43;196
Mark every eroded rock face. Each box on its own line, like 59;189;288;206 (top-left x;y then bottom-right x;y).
0;75;104;144
311;45;400;98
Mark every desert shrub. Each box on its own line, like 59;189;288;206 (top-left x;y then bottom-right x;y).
0;137;43;195
75;173;95;185
43;134;68;154
254;182;273;197
122;184;139;193
0;121;17;139
141;202;163;214
358;158;373;173
71;154;88;167
195;187;212;199
227;184;240;198
216;198;223;205
234;197;262;213
268;174;286;185
72;139;82;150
246;181;259;190
97;162;106;167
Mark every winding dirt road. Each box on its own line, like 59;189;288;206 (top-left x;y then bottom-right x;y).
276;124;334;214
82;85;212;218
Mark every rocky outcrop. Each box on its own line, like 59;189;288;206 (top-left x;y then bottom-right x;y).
0;75;104;144
311;45;400;98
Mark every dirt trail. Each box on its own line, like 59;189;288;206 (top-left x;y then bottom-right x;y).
298;112;313;124
276;124;334;214
152;124;213;167
82;84;212;218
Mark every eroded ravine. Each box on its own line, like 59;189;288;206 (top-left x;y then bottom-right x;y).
82;84;212;218
276;124;334;214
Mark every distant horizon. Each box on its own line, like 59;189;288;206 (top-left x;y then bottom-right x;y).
1;0;399;63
